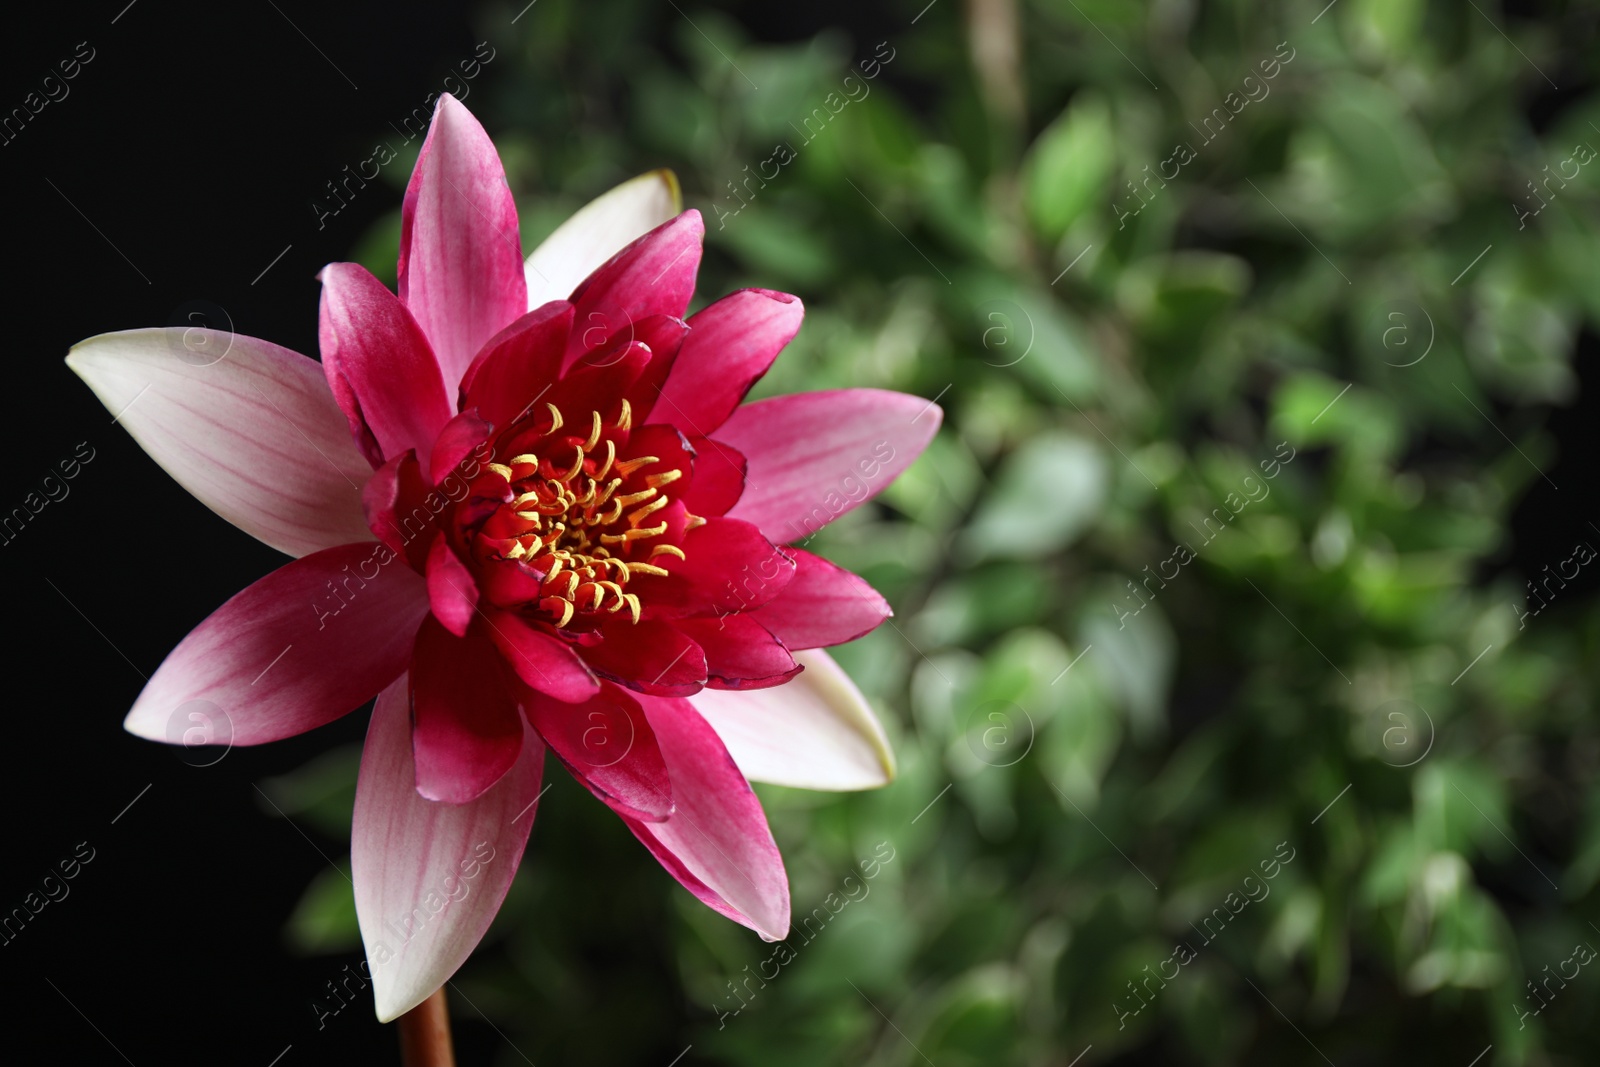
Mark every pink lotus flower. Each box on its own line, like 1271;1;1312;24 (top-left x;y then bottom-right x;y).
66;95;939;1021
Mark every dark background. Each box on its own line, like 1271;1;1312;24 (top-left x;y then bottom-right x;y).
4;3;517;1064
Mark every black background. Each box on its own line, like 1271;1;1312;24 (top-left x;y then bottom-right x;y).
1;3;503;1064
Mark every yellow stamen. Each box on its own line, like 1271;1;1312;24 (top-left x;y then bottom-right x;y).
613;455;659;478
628;562;670;577
600;523;668;545
648;544;686;561
487;463;515;481
617;398;632;432
584;411;603;451
623;593;641;624
627;496;670;525
612;488;658;508
594;439;616;480
558;446;582;482
543;597;574;628
545;403;564;434
644;469;683;488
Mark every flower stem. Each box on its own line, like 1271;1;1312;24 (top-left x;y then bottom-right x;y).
397;987;456;1067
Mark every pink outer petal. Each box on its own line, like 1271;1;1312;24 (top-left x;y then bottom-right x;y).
398;93;527;391
410;618;525;803
522;684;674;822
124;543;428;745
355;672;546;1022
689;649;896;790
564;211;704;368
66;329;372;559
425;535;478;637
715;389;943;544
623;694;790;939
746;548;891;649
319;262;453;470
524;170;681;310
652;289;804;436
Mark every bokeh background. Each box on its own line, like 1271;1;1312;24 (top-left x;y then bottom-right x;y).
6;0;1600;1064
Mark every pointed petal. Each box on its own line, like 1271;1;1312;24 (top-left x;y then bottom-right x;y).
481;609;601;702
715;389;942;544
674;615;801;690
410;618;524;803
653;289;803;436
522;683;673;821
66;329;372;558
689;649;895;790
625;695;789;938
457;301;575;429
581;618;707;696
565;211;704;366
425;535;478;637
398;94;527;389
631;517;795;619
355;673;545;1022
319;262;453;469
524;170;681;309
429;410;493;487
124;543;428;745
681;437;745;517
363;451;433;571
746;549;890;649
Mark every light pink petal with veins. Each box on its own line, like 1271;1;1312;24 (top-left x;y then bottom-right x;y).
398;93;527;391
355;672;546;1022
66;329;371;558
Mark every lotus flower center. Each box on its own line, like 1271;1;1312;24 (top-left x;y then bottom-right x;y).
478;399;694;630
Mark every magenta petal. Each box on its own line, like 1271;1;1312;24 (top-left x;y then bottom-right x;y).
716;389;943;544
124;543;428;745
410;618;525;804
624;695;790;939
523;684;674;822
355;672;545;1021
582;618;708;696
429;409;493;487
482;609;602;703
564;211;704;367
633;517;795;619
653;289;803;435
363;451;433;571
398;94;527;390
747;548;890;649
319;262;453;470
675;615;801;690
681;437;746;517
458;301;575;429
425;535;478;637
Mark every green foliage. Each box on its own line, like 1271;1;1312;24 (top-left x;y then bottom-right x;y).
285;0;1600;1062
